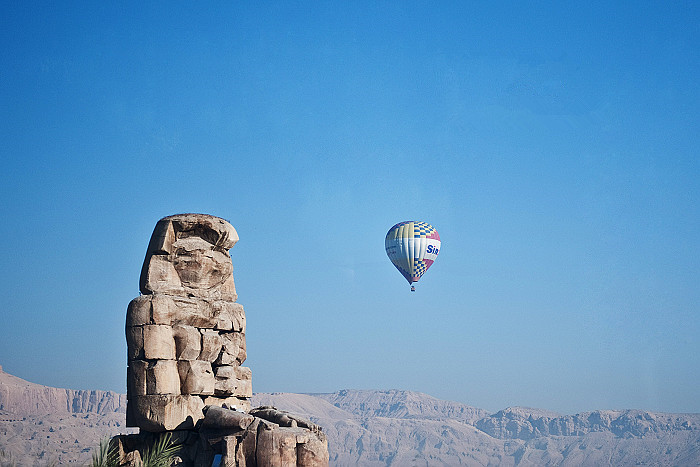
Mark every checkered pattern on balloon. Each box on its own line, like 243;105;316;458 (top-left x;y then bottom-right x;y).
385;221;441;285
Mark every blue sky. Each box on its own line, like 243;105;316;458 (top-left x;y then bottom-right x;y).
1;2;698;415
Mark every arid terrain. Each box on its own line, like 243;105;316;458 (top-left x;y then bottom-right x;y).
1;367;698;466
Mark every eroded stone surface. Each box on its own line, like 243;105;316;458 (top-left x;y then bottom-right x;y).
142;325;176;360
126;394;204;431
178;360;215;396
173;325;201;360
139;214;238;301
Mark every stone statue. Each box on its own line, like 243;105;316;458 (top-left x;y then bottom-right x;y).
114;214;328;466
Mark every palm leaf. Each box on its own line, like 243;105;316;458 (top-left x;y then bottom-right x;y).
140;432;181;467
91;437;120;467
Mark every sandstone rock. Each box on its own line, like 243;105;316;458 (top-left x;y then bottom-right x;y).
250;406;321;434
214;377;252;398
217;273;237;303
147;360;180;395
127;360;148;396
150;294;176;324
126;326;144;360
139;214;238;301
151;295;240;329
202;396;251;413
199;329;222;362
141;254;185;296
142;325;176;360
126;295;151;326
256;422;300;466
220;435;241;467
172;241;233;290
178;360;215;395
126;394;204;431
215;332;246;366
237;418;261;465
173;325;202;360
213;365;235;379
200;405;254;431
298;433;330;467
214;366;252;398
213;301;246;332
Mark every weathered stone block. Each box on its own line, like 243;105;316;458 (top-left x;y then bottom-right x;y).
212;302;245;332
143;217;177;257
214;377;252;398
146;360;180;395
213;365;235;379
219;273;237;302
126;326;144;361
173;242;232;290
215;332;246;366
256;423;298;466
151;294;176;324
202;395;251;412
145;214;238;257
152;295;229;329
239;419;260;466
139;214;239;299
173;325;201;360
201;405;254;430
143;325;176;360
214;379;235;397
178;360;215;395
126;394;205;431
212;301;233;331
141;254;185;296
126;295;152;326
297;432;330;467
221;435;239;467
234;366;252;382
127;360;148;396
213;366;252;397
199;329;222;362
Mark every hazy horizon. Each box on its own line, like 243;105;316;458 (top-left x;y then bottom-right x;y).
1;2;698;415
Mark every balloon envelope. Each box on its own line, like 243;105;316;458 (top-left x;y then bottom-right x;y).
385;221;440;285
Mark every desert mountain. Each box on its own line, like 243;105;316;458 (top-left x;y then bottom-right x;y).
0;365;126;417
254;390;700;466
0;367;698;466
0;366;134;466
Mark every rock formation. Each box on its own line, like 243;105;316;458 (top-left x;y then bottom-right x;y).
117;214;328;466
0;366;126;416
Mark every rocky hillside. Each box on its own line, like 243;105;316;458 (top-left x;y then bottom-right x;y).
0;367;698;466
0;367;133;466
255;391;700;466
0;366;126;416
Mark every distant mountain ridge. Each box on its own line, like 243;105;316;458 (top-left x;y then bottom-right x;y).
476;406;697;440
0;366;126;416
314;388;490;424
0;367;698;466
254;390;700;466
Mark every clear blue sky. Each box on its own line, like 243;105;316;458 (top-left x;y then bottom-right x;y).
1;2;698;415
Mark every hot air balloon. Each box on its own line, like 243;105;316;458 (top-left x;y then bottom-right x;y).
385;221;440;291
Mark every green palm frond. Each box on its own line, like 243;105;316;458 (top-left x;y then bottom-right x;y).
140;433;181;467
91;437;120;467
